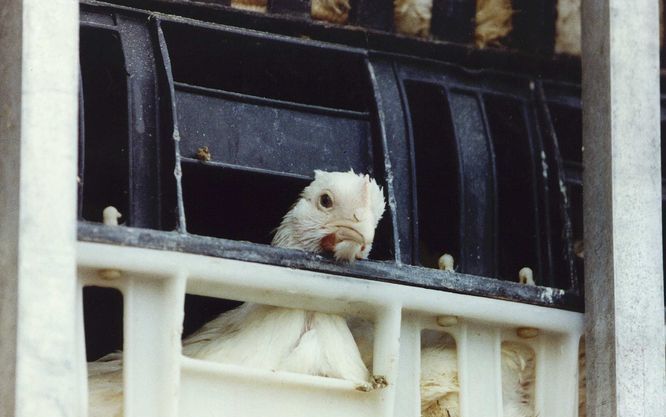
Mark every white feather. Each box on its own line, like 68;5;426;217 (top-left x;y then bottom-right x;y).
417;342;536;417
88;354;123;417
182;304;369;382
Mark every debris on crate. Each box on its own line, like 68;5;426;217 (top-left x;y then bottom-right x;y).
195;146;212;162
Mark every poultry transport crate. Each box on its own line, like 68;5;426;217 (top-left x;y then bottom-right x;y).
77;1;664;416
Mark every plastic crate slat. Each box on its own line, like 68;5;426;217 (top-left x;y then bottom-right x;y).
174;81;370;120
366;59;415;265
154;19;189;233
394;314;421;417
447;91;497;277
123;273;186;417
456;324;503;417
534;335;581;417
180;157;314;181
175;88;372;179
116;16;165;230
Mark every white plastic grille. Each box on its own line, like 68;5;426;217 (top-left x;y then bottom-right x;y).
78;242;584;417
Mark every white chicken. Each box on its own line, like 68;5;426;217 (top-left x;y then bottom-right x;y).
420;341;535;417
418;265;537;417
89;169;538;417
88;169;386;416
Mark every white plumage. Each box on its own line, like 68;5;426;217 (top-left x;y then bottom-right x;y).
419;342;536;417
182;305;370;383
88;170;386;416
88;169;539;417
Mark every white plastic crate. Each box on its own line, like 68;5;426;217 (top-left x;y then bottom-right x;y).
78;242;584;417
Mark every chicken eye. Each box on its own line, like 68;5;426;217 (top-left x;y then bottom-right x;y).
319;193;333;209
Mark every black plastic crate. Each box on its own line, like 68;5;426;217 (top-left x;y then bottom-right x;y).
78;1;589;312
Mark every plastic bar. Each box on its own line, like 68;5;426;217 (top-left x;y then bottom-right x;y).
78;242;583;332
457;323;502;417
534;334;580;417
372;305;402;417
393;313;421;417
123;272;187;417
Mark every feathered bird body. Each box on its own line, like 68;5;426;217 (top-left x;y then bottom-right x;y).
420;347;460;417
182;303;370;382
419;342;536;417
88;169;539;417
88;170;386;416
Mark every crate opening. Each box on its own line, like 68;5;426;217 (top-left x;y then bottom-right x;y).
181;162;393;260
79;27;130;225
484;95;540;283
161;21;370;112
420;329;459;416
181;163;309;244
568;182;584;284
84;286;124;361
405;82;461;269
85;287;124;416
182;294;243;340
548;103;582;166
500;341;536;415
543;101;583;289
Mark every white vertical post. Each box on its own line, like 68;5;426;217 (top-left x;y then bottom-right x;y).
372;304;402;417
581;1;666;416
123;273;187;417
393;313;421;417
533;334;580;417
457;324;502;417
0;1;79;416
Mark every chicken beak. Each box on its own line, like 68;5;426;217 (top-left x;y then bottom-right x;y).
327;219;375;247
334;225;367;247
320;219;376;262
